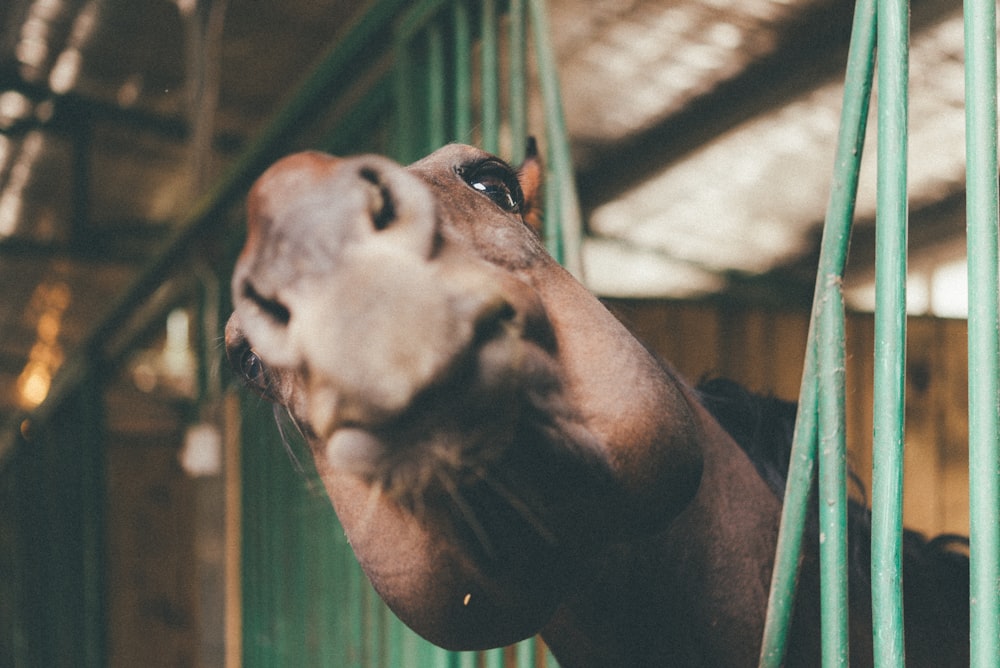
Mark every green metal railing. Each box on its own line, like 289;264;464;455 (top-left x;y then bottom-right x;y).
390;0;581;269
761;0;1000;665
964;0;1000;663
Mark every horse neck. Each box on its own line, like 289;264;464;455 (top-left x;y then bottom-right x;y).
528;265;704;519
541;392;786;666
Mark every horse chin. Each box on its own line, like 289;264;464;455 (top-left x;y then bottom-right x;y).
324;427;388;478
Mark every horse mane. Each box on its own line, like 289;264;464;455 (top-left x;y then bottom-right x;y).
695;377;798;499
694;376;969;597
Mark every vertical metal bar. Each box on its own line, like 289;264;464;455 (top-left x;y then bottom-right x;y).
527;0;580;271
517;638;537;666
480;0;500;154
426;23;448;152
871;0;909;663
452;1;473;143
759;370;819;668
393;35;417;162
758;0;876;661
508;0;528;164
818;282;849;667
964;0;1000;664
482;647;505;668
450;651;478;667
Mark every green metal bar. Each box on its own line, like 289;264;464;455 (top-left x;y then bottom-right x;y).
393;0;456;160
320;77;394;156
871;0;909;663
452;1;473;142
480;0;500;154
393;36;417;162
758;0;875;661
964;0;1000;664
483;647;505;668
527;0;578;269
761;362;819;668
508;0;528;164
394;0;451;43
450;650;478;667
517;638;537;666
818;279;848;667
426;23;448;152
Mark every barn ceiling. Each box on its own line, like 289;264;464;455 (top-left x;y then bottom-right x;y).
0;0;974;421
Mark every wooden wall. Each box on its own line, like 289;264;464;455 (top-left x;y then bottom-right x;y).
605;299;971;540
103;384;199;667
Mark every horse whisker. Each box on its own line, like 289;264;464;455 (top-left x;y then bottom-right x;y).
476;466;558;545
435;469;496;559
273;405;306;473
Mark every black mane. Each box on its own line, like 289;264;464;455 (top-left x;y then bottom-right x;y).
695;376;969;605
695;377;798;498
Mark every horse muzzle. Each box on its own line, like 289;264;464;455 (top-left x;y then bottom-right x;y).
227;151;552;472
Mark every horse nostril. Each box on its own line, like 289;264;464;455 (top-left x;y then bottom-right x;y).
360;167;396;231
243;281;291;326
473;299;517;345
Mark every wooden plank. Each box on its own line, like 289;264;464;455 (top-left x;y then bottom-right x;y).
767;309;811;401
721;308;771;392
225;393;242;668
904;316;945;534
845;313;875;503
105;437;198;668
937;317;970;535
672;302;722;381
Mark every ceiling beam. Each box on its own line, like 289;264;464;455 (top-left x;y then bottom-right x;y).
0;66;245;152
0;224;171;263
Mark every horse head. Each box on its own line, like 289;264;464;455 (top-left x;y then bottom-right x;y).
225;143;705;652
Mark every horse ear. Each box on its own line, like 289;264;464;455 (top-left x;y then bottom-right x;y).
517;137;544;236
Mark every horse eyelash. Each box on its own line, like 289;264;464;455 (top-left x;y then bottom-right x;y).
273;404;306;474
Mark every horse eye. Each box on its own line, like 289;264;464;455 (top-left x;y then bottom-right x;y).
463;161;523;213
239;347;269;394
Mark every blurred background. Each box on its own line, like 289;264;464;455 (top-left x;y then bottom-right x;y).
0;0;974;666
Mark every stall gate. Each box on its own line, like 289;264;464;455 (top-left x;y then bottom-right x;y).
759;0;999;665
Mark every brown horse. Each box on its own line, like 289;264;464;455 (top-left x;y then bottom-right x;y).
225;143;968;666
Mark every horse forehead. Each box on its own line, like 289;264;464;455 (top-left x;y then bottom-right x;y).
406;144;495;209
408;142;491;175
407;144;545;267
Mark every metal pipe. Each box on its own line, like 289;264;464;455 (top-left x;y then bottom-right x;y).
964;0;1000;664
426;23;447;151
452;1;473;143
871;0;909;664
528;0;580;272
480;0;500;154
508;0;527;164
818;276;848;667
758;0;875;661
